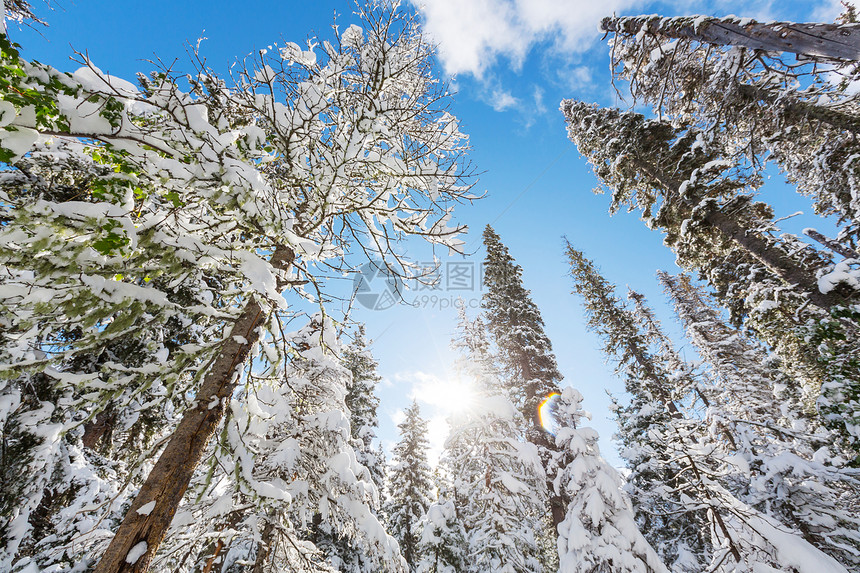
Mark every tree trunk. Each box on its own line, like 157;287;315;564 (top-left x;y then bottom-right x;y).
703;208;843;310
93;246;294;573
526;420;567;533
735;84;860;135
251;519;276;573
804;228;860;260
82;409;116;451
602;16;860;62
632;157;848;311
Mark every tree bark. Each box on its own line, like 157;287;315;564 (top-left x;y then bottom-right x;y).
804;228;860;260
632;157;848;311
602;16;860;62
93;246;294;573
735;84;860;135
526;421;567;533
82;409;115;451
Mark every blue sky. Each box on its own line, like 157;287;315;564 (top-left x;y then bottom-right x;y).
10;0;846;465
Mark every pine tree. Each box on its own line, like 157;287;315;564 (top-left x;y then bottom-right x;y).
659;272;860;567
386;401;435;570
553;387;668;573
481;225;566;531
343;326;387;494
588;12;860;455
150;315;401;573
566;243;709;570
602;14;860;242
416;476;468;573
307;325;389;573
561;99;860;455
440;309;545;573
566;242;853;572
560;99;848;312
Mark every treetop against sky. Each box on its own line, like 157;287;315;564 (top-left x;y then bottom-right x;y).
7;0;848;466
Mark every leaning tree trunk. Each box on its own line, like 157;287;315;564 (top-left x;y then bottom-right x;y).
734;84;860;135
602;15;860;62
632;157;849;312
93;246;294;573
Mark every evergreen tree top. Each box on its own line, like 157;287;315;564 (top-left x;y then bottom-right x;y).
481;225;562;415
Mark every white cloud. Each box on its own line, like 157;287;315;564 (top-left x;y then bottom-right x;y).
559;63;594;92
490;89;520;111
410;0;647;77
814;0;854;21
412;0;831;80
411;0;526;78
389;407;406;427
533;85;547;114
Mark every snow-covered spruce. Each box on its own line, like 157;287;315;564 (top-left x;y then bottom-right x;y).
308;325;390;572
566;243;854;572
481;225;566;545
416;492;468;573
659;272;860;568
553;387;668;573
566;243;709;570
385;401;434;570
434;308;546;573
602;13;860;242
151;315;400;572
560;99;860;455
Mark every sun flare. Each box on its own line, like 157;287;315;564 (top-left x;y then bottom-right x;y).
538;392;560;435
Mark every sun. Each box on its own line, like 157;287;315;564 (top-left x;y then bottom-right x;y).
437;375;481;417
408;371;481;419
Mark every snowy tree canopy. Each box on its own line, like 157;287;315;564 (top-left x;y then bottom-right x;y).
0;2;474;571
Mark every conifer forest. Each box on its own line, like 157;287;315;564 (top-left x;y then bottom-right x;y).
3;0;860;571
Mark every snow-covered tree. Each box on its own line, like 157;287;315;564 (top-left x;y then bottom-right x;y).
566;242;856;572
416;478;467;573
553;387;668;573
602;14;860;242
438;308;545;573
0;2;474;570
560;99;860;455
588;11;860;454
481;225;565;531
306;325;389;572
386;401;434;570
560;99;846;312
445;398;544;573
151;315;401;573
342;326;386;493
659;272;860;568
566;243;709;570
482;225;563;424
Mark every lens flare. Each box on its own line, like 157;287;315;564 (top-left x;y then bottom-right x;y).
538;392;560;435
